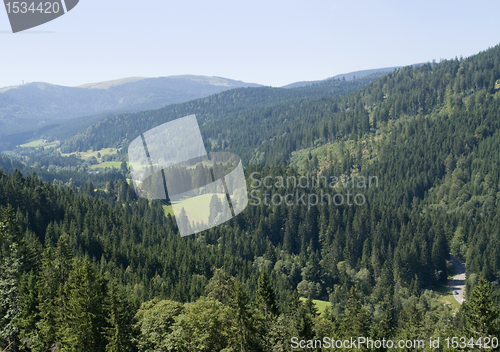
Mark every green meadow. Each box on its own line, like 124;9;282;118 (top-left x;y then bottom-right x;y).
19;139;58;149
299;297;331;316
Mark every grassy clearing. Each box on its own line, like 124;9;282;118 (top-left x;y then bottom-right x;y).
59;147;122;169
20;140;45;148
434;285;461;310
127;161;146;171
163;205;174;217
299;297;331;316
19;139;58;149
90;161;124;169
60;147;119;161
172;193;228;224
160;193;229;223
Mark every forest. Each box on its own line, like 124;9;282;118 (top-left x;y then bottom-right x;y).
0;44;500;351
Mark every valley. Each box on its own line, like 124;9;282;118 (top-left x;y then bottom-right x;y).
0;44;499;351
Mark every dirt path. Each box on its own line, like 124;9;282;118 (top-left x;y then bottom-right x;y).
448;255;466;304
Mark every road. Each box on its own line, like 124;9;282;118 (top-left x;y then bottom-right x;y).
448;255;466;304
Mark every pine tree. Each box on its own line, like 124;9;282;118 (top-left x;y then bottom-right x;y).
35;246;59;351
16;271;39;351
208;195;223;226
177;207;191;235
431;232;448;283
340;288;370;351
293;295;316;342
463;276;499;345
0;207;23;351
398;297;424;352
370;307;395;351
58;257;107;352
255;270;278;351
232;282;257;352
256;270;278;317
104;280;133;352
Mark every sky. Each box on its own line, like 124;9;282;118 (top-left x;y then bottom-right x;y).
1;0;500;88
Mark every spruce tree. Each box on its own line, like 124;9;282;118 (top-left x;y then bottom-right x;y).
0;207;24;351
35;246;58;351
340;288;370;351
16;271;39;351
104;280;133;352
255;270;278;351
233;281;257;352
58;257;107;352
463;276;500;345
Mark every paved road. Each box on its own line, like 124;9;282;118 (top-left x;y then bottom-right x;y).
448;255;466;304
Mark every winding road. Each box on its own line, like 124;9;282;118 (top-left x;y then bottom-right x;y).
448;255;466;304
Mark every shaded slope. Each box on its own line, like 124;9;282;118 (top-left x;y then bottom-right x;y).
0;75;261;137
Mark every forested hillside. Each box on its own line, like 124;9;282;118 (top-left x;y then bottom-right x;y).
281;65;403;88
0;44;500;351
58;72;390;159
0;161;498;350
0;153;125;188
60;47;500;170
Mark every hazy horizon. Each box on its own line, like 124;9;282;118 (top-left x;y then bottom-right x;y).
2;0;500;88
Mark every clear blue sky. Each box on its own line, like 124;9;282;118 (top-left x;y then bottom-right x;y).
1;0;500;88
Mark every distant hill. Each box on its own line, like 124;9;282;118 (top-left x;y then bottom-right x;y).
282;66;404;88
0;75;261;137
76;77;148;89
58;72;391;160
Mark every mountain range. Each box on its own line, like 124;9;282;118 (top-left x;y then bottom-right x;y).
0;75;261;137
0;66;415;141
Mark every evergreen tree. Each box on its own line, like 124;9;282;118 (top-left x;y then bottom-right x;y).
104;280;134;352
232;281;258;352
255;270;278;351
370;307;395;351
177;207;191;235
294;295;316;342
340;288;370;351
0;207;23;351
17;271;39;351
58;257;107;352
463;276;500;345
208;195;223;226
431;233;448;284
35;246;59;351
